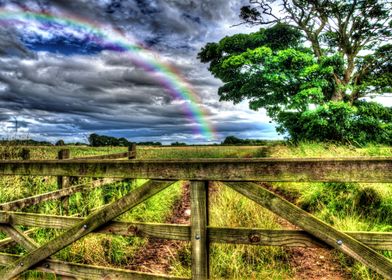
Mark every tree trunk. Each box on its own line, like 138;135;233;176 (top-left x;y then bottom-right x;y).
331;75;344;101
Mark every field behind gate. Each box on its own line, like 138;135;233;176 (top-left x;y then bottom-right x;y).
0;143;391;279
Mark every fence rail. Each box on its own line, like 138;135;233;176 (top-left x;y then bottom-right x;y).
0;157;390;182
0;147;391;279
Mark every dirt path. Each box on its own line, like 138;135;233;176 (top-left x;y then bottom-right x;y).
127;181;351;279
261;183;351;280
126;183;190;274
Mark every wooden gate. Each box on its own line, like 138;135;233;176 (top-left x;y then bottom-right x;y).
0;149;391;279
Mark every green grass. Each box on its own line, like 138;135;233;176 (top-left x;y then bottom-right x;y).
170;183;291;280
267;143;392;279
0;143;391;279
0;145;184;278
208;183;291;279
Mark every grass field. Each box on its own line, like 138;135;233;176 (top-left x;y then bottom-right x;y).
0;143;391;279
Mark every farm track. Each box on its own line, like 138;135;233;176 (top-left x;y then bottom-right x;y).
127;183;191;274
261;183;351;280
126;181;351;279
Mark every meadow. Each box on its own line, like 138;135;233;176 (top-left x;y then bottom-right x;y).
0;143;391;279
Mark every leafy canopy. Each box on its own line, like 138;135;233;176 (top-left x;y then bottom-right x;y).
198;0;392;144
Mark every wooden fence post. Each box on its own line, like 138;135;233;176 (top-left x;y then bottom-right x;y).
20;149;30;160
57;149;70;215
190;181;209;280
128;144;137;159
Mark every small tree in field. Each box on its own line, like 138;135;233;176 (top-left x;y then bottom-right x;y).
199;0;392;145
55;139;65;146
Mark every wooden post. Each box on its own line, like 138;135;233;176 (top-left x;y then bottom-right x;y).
57;149;70;215
128;144;137;159
20;149;30;160
190;181;209;280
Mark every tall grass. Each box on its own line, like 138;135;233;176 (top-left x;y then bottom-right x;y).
269;143;392;279
0;145;184;278
1;143;391;279
170;183;292;279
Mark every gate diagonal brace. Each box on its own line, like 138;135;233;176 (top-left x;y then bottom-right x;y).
0;180;175;280
0;225;75;279
224;181;392;280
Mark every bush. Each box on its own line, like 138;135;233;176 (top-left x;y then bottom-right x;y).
278;101;392;146
88;133;132;147
55;139;65;146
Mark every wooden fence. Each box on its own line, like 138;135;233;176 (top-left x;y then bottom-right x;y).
0;147;391;279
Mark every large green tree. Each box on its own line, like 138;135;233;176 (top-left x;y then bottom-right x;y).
199;0;392;144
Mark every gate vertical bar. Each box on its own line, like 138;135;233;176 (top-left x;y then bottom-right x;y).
191;181;209;280
57;149;70;215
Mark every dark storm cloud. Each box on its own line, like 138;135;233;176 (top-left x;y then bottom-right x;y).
0;48;277;143
0;51;212;142
0;26;34;58
8;0;248;50
0;0;280;143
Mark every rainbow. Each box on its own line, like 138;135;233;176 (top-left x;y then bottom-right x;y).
0;8;216;140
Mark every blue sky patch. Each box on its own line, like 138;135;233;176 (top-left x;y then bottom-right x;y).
21;35;110;55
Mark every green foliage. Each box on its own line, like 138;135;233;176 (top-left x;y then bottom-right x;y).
88;133;132;147
221;135;268;146
278;101;392;145
137;141;162;146
171;142;187;146
199;1;392;144
0;139;52;146
55;139;65;146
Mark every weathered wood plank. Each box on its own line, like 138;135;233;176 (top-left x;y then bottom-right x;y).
0;229;36;248
0;180;175;279
20;149;30;161
1;211;392;250
224;182;392;280
209;228;320;248
3;210;392;249
190;181;209;280
0;178;122;211
0;212;190;241
0;226;74;279
0;225;39;252
72;151;133;160
0;158;390;182
58;149;70;215
129;144;137;159
209;228;392;250
0;252;189;280
0;211;190;240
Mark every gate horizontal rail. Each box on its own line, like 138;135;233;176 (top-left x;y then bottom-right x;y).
0;157;390;182
1;211;392;250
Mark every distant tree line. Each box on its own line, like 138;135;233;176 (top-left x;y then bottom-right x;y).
171;142;187;146
0;139;53;146
137;141;162;146
221;136;271;145
1;134;278;147
88;133;162;147
88;133;131;147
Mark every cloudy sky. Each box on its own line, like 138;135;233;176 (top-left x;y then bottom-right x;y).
0;0;280;144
